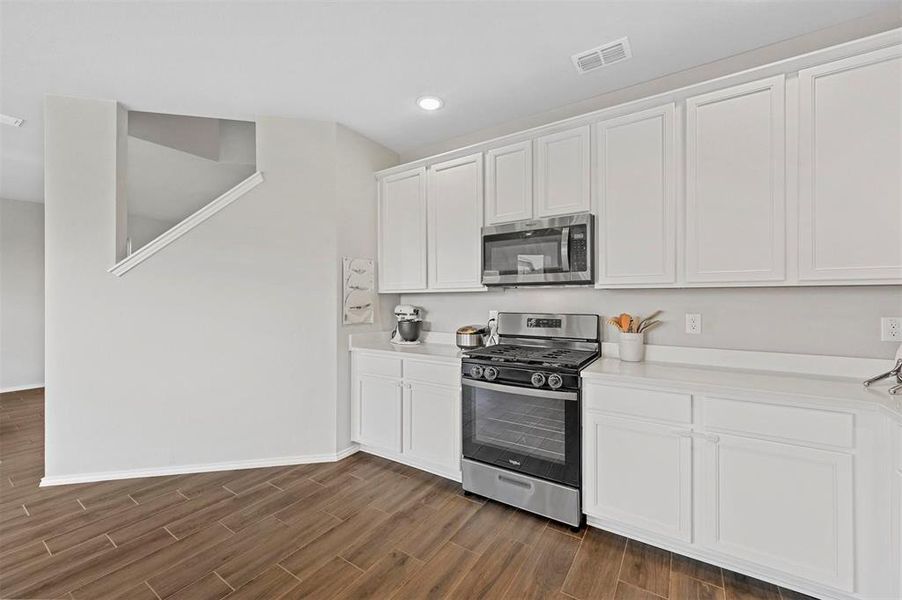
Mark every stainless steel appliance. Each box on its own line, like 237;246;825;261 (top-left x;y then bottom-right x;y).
455;325;487;350
390;304;423;345
460;312;600;527
481;213;593;286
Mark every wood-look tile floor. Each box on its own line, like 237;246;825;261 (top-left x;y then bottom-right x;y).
0;389;815;600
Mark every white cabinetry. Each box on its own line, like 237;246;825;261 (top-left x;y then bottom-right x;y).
583;410;692;541
351;351;461;480
378;167;427;292
428;153;484;290
404;380;460;476
354;374;403;453
699;432;854;590
798;45;902;282
378;158;483;294
685;76;786;283
535;126;591;218
485;140;533;224
582;379;864;598
594;104;676;285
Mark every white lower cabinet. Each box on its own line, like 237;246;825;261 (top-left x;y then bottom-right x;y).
403;380;460;476
698;433;854;591
353;374;403;453
583;411;692;541
351;352;461;480
582;380;867;598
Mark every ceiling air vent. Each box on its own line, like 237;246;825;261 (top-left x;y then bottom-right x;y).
571;37;632;74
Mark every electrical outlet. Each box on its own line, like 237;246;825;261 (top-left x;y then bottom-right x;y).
881;317;901;341
685;313;702;335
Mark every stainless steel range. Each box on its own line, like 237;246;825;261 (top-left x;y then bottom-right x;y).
460;312;600;527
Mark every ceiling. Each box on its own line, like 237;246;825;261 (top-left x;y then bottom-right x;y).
1;1;898;204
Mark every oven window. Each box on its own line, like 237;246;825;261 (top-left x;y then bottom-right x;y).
462;382;580;487
483;229;563;276
475;393;565;463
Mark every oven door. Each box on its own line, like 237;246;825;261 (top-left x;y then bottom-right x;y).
461;378;580;488
481;213;592;286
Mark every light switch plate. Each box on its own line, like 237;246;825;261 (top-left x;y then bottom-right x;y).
685;313;702;335
881;317;901;341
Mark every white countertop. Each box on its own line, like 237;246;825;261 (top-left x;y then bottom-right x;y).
349;331;464;362
582;357;902;421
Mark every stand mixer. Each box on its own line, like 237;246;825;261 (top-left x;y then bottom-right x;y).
390;304;423;345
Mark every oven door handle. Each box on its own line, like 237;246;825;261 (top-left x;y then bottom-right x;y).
560;226;570;272
462;378;578;401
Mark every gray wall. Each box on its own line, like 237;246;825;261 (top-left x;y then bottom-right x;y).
403;285;902;359
44;95;396;480
0;198;45;390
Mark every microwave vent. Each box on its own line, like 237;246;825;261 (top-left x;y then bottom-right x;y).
571;37;632;74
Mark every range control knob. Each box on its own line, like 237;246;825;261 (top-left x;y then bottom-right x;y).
468;365;484;379
547;373;563;389
483;366;499;381
530;372;546;387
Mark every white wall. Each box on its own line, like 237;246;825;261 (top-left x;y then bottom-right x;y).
44;95;395;482
403;285;902;360
0;197;45;391
335;124;399;450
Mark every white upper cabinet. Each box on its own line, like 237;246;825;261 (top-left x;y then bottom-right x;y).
485;140;533;224
427;153;484;290
535;125;591;218
685;76;786;283
797;45;902;282
378;167;427;292
594;104;676;286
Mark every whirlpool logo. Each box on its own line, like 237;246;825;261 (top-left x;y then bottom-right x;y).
508;459;521;466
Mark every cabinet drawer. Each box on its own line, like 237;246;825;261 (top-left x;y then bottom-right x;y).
355;353;402;378
583;383;691;424
404;359;460;387
701;396;854;449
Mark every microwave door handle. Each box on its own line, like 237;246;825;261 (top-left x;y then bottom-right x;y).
560;227;570;272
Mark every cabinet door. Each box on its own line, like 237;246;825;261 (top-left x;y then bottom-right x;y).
798;45;902;282
699;433;854;591
351;374;402;453
427;153;484;290
535;125;591;217
595;104;676;285
685;76;786;283
403;381;460;475
485;140;533;224
583;412;692;541
378;167;427;292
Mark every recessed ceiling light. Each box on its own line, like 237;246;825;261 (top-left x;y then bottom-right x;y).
416;96;444;111
0;114;24;127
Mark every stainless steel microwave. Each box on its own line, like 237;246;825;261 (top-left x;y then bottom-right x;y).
481;213;594;286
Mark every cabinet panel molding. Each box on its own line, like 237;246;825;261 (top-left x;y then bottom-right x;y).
427;153;484;290
798;45;902;281
535;125;591;217
685;75;786;283
699;434;854;591
378;167;428;291
485;140;533;224
583;411;692;542
594;104;677;285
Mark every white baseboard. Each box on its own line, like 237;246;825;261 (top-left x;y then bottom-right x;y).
1;383;44;393
40;446;360;487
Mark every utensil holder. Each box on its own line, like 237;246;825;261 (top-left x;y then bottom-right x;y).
619;332;645;362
